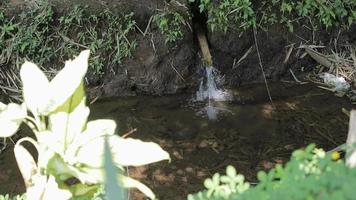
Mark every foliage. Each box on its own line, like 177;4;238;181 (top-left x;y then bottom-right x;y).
188;144;356;200
153;11;188;43
207;0;256;32
188;0;355;33
0;194;26;200
0;2;136;79
0;50;170;200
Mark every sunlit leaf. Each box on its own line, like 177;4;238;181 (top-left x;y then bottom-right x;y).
45;50;90;113
41;175;72;200
26;175;72;200
75;135;170;168
119;175;156;199
109;137;170;167
14;138;38;188
65;119;116;166
49;97;89;154
0;102;6;111
20;61;50;115
0;103;26;137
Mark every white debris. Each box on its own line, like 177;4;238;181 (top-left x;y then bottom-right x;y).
320;73;350;92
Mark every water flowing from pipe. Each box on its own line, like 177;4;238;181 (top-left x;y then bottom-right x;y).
196;66;231;120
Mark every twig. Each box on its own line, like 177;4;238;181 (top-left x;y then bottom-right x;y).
122;128;138;138
0;85;20;93
283;44;294;64
253;27;273;103
170;62;186;82
233;46;253;69
289;69;302;83
90;96;99;105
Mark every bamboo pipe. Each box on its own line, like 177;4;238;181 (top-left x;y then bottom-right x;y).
196;27;213;66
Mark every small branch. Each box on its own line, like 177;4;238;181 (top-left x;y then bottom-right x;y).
253;27;273;103
122;128;138;138
289;69;302;83
170;62;186;82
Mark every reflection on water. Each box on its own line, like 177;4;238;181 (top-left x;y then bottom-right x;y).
89;83;351;148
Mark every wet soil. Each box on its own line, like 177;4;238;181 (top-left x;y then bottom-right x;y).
1;82;351;199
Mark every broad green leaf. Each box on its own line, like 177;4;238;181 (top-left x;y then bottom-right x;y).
104;137;126;200
20;61;50;115
68;183;99;197
14;137;38;188
45;50;90;114
0;103;26;137
48;154;103;185
52;81;86;114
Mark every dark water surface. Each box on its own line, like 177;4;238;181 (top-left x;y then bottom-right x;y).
0;82;353;199
88;82;353;200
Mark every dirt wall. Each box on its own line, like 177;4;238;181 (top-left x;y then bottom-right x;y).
1;0;355;98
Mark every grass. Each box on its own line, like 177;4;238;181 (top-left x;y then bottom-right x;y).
0;2;136;98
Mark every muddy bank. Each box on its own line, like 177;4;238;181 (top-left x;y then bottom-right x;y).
209;24;356;87
1;0;355;98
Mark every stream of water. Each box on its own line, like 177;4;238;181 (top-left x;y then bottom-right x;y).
0;82;352;198
196;66;231;120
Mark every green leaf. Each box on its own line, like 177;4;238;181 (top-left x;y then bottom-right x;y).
0;103;26;137
226;165;237;178
257;171;267;182
104;136;126;200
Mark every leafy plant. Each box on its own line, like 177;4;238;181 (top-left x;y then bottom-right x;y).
0;194;26;200
0;50;170;199
188;0;355;33
188;144;356;200
153;11;187;43
0;3;137;97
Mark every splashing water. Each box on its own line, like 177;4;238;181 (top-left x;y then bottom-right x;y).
196;66;230;102
196;66;231;120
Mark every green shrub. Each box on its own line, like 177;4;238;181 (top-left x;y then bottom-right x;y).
0;3;136;78
188;144;355;200
188;0;355;33
153;11;188;43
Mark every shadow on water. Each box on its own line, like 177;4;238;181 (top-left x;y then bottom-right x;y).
88;82;353;200
0;82;353;199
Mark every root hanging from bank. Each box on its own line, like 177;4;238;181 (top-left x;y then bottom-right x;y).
253;27;273;103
